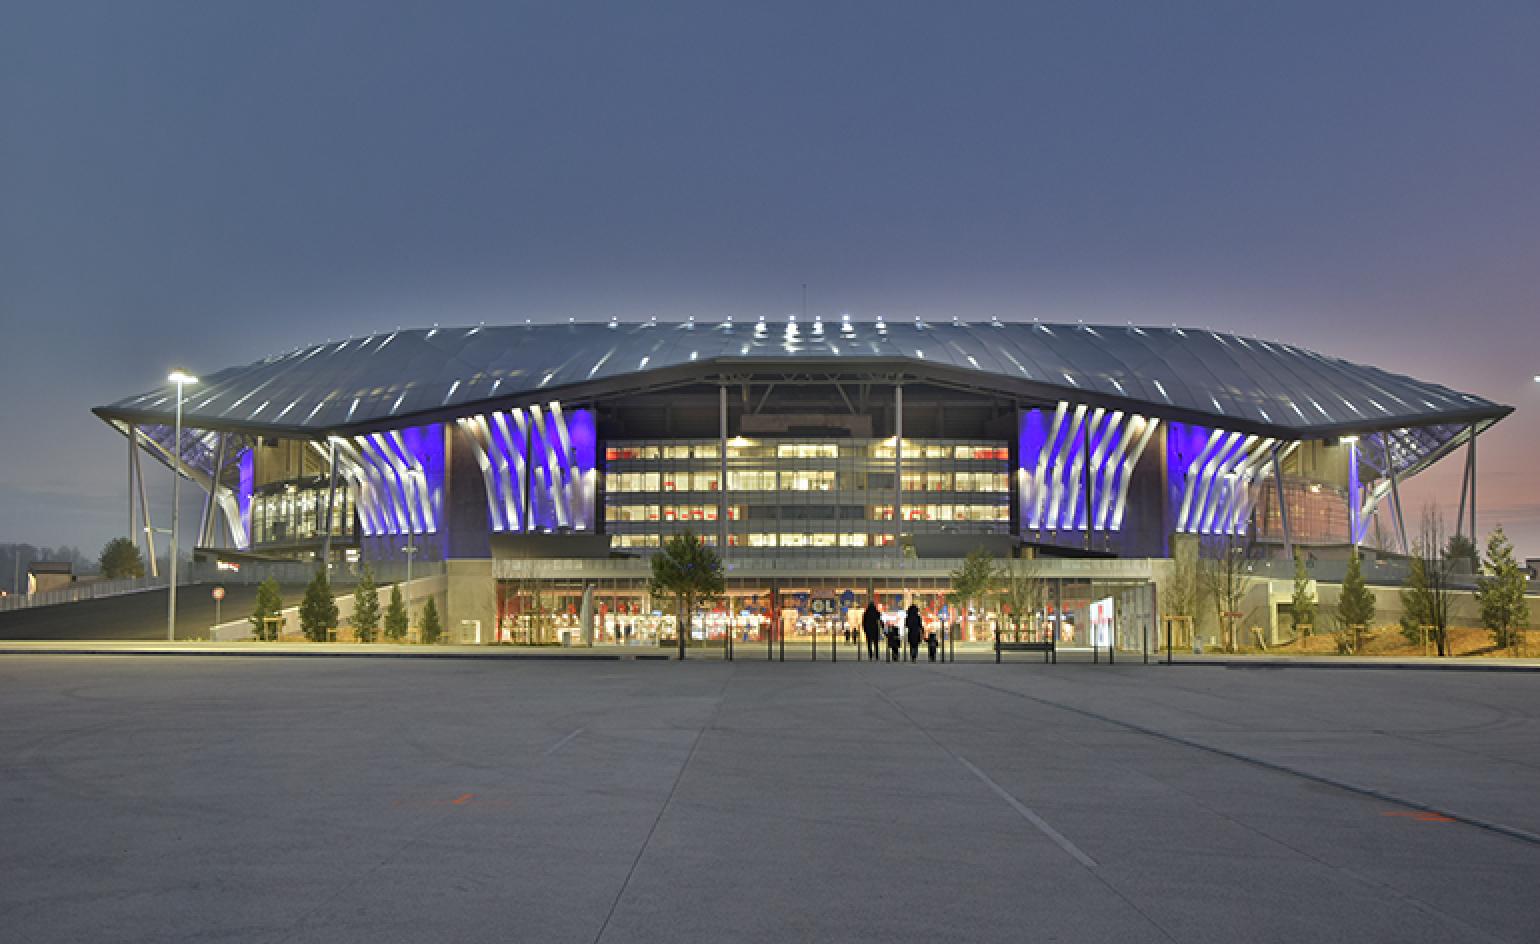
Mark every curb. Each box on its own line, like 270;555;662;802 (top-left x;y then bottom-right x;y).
1168;659;1540;672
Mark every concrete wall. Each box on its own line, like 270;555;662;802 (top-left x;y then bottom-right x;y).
210;573;448;642
445;558;496;644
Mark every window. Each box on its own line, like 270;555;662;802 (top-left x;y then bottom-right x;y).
776;443;839;459
781;469;836;491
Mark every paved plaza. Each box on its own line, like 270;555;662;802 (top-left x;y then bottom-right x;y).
1;655;1537;943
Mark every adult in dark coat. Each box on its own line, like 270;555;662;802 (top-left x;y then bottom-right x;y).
905;604;924;662
861;603;883;661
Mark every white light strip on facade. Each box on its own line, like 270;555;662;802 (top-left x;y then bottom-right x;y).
1045;403;1087;529
1094;412;1134;530
458;417;506;531
490;410;527;529
1110;417;1158;530
509;408;532;530
1176;429;1226;532
1062;406;1104;530
1028;401;1068;529
528;404;570;529
549;401;585;530
1197;433;1254;534
384;430;435;533
357;434;413;533
1223;437;1277;534
479;414;519;530
1086;410;1124;530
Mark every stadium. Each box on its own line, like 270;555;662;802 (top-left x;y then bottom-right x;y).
93;317;1510;649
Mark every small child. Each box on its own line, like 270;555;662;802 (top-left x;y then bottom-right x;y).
925;631;939;662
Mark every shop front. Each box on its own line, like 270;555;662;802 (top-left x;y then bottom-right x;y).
489;559;1159;656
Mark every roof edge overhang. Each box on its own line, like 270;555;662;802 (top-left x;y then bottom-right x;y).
92;356;1515;443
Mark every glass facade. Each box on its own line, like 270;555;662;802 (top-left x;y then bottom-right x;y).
603;437;1011;553
494;574;1156;651
249;478;356;548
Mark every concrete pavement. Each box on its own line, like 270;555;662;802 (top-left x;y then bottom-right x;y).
1;657;1536;942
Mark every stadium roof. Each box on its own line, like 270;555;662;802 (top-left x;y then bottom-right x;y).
94;319;1510;440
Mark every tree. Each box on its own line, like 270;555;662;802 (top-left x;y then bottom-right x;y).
994;554;1045;642
1475;526;1531;653
648;531;725;660
351;565;380;643
949;547;999;644
1399;507;1455;656
98;537;145;579
249;578;284;641
383;584;409;642
1198;534;1255;652
1290;551;1316;644
1163;533;1200;648
420;597;443;644
1335;549;1376;654
1445;533;1478;570
299;570;339;642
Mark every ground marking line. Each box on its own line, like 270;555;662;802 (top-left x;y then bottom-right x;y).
867;684;1100;869
545;727;585;755
947;672;1540;848
591;670;732;944
451;793;475;805
953;754;1099;868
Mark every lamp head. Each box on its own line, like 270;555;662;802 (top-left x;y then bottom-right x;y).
167;369;199;386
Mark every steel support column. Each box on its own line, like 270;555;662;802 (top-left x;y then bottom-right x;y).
1454;430;1472;542
1467;423;1477;542
1271;444;1294;563
893;384;903;555
320;438;339;573
718;386;728;555
128;421;137;542
1381;435;1409;554
1082;416;1093;550
1347;439;1361;548
129;428;159;578
198;432;228;548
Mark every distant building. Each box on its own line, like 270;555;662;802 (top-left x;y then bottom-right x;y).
26;561;75;595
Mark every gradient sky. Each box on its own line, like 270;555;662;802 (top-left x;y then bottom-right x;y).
2;1;1537;557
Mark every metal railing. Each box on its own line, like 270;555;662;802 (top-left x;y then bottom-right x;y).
0;573;189;613
187;559;446;586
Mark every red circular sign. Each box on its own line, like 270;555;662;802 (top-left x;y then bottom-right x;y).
212;587;226;601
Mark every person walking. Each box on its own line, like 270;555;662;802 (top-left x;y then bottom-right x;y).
926;630;940;662
905;604;924;662
862;602;883;661
886;623;902;662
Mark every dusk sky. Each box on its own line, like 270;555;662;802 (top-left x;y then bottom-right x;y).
2;1;1537;557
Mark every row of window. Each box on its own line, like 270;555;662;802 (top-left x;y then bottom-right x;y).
605;442;1010;462
605;470;1009;493
604;502;1008;523
608;504;745;522
610;532;900;549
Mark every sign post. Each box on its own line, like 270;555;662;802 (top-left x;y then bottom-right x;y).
211;586;225;639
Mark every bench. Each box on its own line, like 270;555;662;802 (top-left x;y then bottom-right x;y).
995;638;1057;664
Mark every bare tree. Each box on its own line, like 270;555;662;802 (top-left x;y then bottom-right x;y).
1401;505;1456;656
1162;532;1200;647
993;553;1046;642
505;561;555;644
1198;532;1258;652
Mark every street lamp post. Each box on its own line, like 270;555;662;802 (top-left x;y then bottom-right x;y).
167;369;198;641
